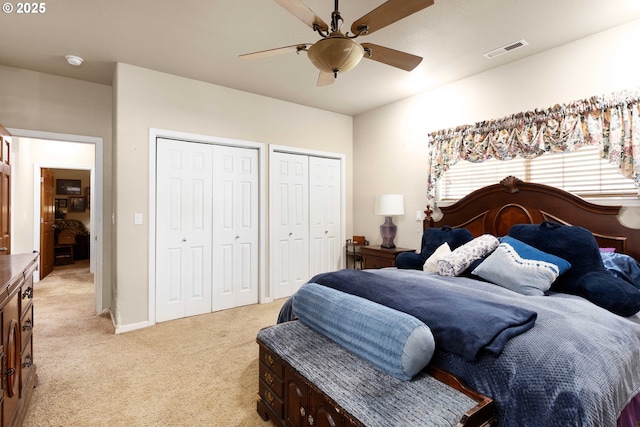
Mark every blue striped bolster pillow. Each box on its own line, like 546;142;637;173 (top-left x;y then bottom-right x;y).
291;283;435;380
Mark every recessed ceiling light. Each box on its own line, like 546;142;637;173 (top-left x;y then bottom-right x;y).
65;55;83;66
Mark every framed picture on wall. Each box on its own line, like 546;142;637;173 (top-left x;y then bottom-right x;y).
56;179;82;195
69;196;86;212
56;198;68;208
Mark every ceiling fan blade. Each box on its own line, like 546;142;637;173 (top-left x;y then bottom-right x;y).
239;44;311;60
273;0;329;32
361;43;423;71
351;0;434;35
317;71;335;87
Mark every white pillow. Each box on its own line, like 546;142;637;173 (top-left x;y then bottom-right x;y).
423;242;452;272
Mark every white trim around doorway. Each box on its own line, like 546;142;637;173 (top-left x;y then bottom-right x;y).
7;128;104;315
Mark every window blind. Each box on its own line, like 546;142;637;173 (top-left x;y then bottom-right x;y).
439;146;637;201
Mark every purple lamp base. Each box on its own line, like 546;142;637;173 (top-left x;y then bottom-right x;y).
380;216;397;249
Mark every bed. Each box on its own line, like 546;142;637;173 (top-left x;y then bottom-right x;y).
274;176;640;427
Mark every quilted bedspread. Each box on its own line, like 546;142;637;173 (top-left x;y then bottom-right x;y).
280;268;640;426
369;269;640;426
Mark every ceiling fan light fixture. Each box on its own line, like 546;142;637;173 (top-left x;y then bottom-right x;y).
307;35;364;75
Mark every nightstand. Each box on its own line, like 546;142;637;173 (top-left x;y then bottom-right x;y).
360;245;415;269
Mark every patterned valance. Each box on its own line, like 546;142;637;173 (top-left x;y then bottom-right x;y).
426;89;640;206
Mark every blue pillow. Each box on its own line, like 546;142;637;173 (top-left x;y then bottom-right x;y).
509;221;640;316
292;283;435;380
472;236;571;296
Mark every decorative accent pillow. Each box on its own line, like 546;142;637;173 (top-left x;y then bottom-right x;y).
472;236;571;296
396;226;474;270
509;221;640;317
292;282;435;381
437;234;499;276
423;242;451;272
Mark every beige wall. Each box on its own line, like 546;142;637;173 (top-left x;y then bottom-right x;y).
354;19;640;251
0;65;113;310
113;63;353;328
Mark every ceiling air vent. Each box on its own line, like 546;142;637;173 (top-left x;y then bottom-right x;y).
483;39;528;59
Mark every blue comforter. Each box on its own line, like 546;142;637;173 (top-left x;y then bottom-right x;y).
279;268;640;426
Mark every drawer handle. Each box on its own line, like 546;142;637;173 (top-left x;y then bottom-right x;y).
265;390;274;404
299;406;306;417
22;319;33;331
308;414;315;426
263;371;274;386
22;287;33;299
23;355;32;369
264;353;275;367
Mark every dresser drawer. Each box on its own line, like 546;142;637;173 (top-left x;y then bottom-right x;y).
260;345;284;377
20;304;33;353
364;256;394;269
21;337;34;397
259;377;284;419
260;361;284;397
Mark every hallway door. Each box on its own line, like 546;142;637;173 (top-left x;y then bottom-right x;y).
40;168;55;278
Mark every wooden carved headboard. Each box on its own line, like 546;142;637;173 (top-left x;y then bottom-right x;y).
425;176;640;261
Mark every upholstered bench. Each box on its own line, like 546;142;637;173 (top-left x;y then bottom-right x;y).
257;321;496;427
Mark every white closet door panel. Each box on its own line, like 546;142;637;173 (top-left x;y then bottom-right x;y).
270;152;309;299
212;145;259;310
309;157;342;276
156;138;213;322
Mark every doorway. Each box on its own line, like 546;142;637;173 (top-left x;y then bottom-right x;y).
7;129;103;314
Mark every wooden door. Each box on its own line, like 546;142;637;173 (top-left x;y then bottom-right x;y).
270;152;309;300
211;145;259;311
40;168;56;278
309;157;342;277
0;125;10;255
156;138;213;322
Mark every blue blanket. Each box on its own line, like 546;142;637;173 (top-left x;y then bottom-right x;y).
284;269;537;361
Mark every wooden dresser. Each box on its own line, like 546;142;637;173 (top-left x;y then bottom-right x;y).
0;253;38;427
360;245;415;269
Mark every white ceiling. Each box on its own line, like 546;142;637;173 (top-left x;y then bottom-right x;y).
2;0;640;116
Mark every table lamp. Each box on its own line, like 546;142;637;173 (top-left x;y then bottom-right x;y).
374;194;404;249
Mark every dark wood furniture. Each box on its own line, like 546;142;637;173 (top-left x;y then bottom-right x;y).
360;245;415;269
425;175;640;261
0;253;38;427
54;229;75;266
0;126;11;255
257;329;496;427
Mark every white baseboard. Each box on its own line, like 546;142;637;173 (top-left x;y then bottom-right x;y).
115;320;151;334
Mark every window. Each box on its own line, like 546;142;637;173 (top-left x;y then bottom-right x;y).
439;146;637;201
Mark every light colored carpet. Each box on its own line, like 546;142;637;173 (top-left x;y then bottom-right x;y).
23;261;286;427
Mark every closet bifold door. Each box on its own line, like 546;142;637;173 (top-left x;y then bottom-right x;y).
211;145;259;311
270;152;310;300
308;157;341;278
155;138;214;322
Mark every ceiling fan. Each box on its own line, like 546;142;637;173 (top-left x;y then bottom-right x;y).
240;0;435;86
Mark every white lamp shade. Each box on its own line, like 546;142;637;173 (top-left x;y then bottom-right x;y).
374;194;405;216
